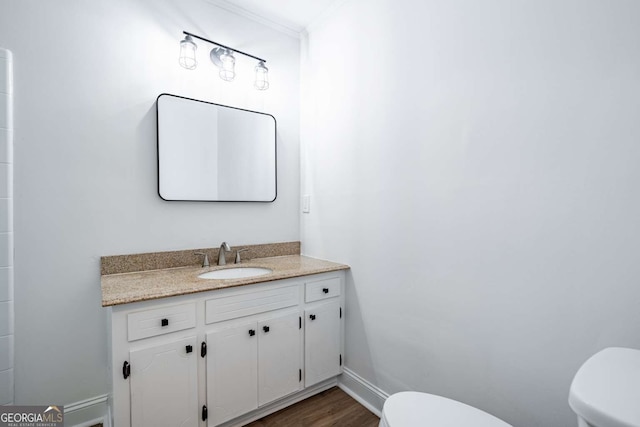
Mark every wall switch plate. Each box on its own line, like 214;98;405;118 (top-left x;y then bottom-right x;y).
302;195;310;213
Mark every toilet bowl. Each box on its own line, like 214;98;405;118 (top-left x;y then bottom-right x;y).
379;391;511;427
569;347;640;427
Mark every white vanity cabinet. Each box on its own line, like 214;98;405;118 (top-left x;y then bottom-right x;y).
109;300;202;427
206;310;302;426
129;336;199;427
303;276;343;387
206;320;258;425
305;300;342;387
107;271;344;427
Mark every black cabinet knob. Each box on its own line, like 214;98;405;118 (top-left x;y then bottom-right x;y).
309;314;316;321
322;288;329;294
248;329;256;336
122;361;130;379
186;345;193;353
161;318;169;327
263;325;270;333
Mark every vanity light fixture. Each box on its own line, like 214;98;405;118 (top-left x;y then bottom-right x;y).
217;48;236;81
178;35;197;70
179;31;269;90
254;61;269;90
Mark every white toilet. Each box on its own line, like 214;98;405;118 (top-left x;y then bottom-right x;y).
569;347;640;427
379;391;511;427
380;347;640;427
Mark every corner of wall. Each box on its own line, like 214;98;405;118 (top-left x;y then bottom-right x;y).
0;47;14;406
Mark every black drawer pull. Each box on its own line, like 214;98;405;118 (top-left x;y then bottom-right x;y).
322;288;329;294
248;329;256;336
161;318;169;327
186;345;193;353
309;314;316;321
122;361;130;379
263;326;270;333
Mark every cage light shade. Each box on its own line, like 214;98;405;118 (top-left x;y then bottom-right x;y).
219;49;236;81
179;35;197;70
254;61;269;90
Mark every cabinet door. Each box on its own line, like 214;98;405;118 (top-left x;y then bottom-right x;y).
258;311;302;406
129;336;198;427
305;300;342;387
207;322;258;426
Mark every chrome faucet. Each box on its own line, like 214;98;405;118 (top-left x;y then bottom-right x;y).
218;241;231;266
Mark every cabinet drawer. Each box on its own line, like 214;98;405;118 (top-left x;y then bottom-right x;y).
305;277;341;303
127;302;196;342
206;285;300;324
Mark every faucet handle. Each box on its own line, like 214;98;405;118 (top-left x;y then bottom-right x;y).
194;252;210;268
235;248;250;264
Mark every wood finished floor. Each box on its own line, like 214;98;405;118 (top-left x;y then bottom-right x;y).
246;387;380;427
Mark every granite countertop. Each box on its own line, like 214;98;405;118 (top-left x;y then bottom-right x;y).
101;255;349;307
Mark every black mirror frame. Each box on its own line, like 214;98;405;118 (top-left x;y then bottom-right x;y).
156;93;277;203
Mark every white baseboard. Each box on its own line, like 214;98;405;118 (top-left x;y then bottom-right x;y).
64;394;110;427
338;367;389;417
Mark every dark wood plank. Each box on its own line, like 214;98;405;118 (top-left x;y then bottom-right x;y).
246;387;379;427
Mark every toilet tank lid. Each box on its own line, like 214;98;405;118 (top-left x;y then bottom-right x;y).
569;347;640;427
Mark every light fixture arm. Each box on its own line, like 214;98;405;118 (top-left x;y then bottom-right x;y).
182;31;267;64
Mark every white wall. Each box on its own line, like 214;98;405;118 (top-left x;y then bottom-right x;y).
301;1;640;426
0;0;300;409
0;48;14;405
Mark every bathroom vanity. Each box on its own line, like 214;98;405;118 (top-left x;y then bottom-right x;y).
102;247;347;427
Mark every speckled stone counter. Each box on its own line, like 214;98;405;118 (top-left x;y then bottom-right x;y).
101;255;349;307
101;241;302;275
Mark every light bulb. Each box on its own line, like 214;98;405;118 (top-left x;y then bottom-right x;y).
219;49;236;81
254;61;269;90
178;35;197;70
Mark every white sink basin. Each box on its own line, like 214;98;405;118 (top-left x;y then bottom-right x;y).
198;267;272;280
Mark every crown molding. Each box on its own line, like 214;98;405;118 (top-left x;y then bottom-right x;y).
203;0;303;39
305;0;353;34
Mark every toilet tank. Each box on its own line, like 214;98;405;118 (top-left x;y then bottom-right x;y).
569;347;640;427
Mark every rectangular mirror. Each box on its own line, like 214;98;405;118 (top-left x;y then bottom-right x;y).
156;94;277;202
